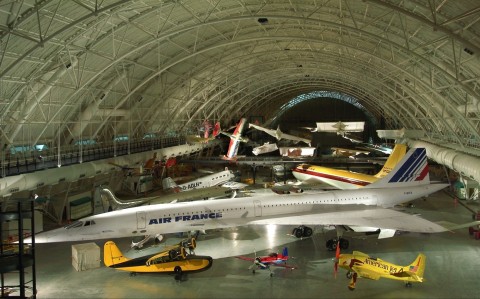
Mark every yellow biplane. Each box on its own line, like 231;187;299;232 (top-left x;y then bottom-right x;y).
335;250;426;290
104;238;213;280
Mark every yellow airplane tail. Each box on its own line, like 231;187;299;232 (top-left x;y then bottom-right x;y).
374;144;407;178
405;253;426;282
104;241;129;267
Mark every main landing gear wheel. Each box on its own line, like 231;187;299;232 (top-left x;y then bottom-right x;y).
174;266;183;281
292;226;313;238
326;238;349;251
129;272;137;277
405;282;412;288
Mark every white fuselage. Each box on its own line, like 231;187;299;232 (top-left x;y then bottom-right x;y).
177;170;235;191
33;183;445;243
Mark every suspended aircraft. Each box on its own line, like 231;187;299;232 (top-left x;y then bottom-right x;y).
252;142;278;155
235;247;296;276
292;143;407;190
305;121;365;136
185;121;221;144
220;118;249;161
334;248;426;290
104;237;213;280
31;147;451;247
248;123;312;146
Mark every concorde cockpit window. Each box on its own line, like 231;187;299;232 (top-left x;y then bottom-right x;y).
65;221;83;229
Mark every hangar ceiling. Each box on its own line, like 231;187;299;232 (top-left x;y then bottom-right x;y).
1;0;480;155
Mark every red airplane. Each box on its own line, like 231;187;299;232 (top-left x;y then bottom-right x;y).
235;247;296;276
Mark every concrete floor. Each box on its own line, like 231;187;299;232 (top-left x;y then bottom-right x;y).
6;189;480;299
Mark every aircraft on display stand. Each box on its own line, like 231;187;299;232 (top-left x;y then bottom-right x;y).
292;143;407;190
31;147;453;251
104;237;213;280
235;247;296;276
333;247;426;290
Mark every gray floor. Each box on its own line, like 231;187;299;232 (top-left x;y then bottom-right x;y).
7;189;480;299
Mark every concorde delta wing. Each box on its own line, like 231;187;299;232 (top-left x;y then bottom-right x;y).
247;207;449;235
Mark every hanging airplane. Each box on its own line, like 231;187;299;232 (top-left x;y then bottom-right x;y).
104;237;213;280
235;247;296;276
185;121;221;144
305;121;365;136
252;142;278;156
292;143;407;190
248;123;312;146
31;147;451;247
220;118;249;161
334;250;426;290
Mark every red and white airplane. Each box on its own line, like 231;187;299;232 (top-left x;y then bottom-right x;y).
235;247;296;276
292;143;407;189
221;118;249;161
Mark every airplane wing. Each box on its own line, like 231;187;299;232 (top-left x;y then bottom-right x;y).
270;262;297;269
351;266;382;280
249;123;276;138
248;207;449;234
235;256;255;262
232;118;247;137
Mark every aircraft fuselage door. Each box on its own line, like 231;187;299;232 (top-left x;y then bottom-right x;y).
136;211;146;229
253;200;262;217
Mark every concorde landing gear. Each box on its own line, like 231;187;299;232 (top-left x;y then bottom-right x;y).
325;238;349;251
291;225;313;238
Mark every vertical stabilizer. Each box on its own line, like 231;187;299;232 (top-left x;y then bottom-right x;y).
162;177;181;192
103;241;129;267
404;253;426;282
366;147;430;188
374;144;407;178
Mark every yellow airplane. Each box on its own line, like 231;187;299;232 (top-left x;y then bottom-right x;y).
335;250;426;290
292;143;407;189
103;237;213;280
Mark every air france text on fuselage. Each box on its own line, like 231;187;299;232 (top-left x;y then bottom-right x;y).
149;212;222;225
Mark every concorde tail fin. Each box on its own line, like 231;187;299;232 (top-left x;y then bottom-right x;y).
366;147;430;188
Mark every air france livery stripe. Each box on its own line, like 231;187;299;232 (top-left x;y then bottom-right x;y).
389;148;428;183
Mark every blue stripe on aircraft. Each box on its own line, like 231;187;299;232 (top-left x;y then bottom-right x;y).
389;148;426;183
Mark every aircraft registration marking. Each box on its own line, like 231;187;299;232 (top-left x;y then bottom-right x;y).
148;212;223;225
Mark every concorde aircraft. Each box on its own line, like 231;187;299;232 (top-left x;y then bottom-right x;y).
30;147;450;246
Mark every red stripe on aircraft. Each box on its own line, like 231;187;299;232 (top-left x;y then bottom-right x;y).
415;165;429;181
292;168;370;186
